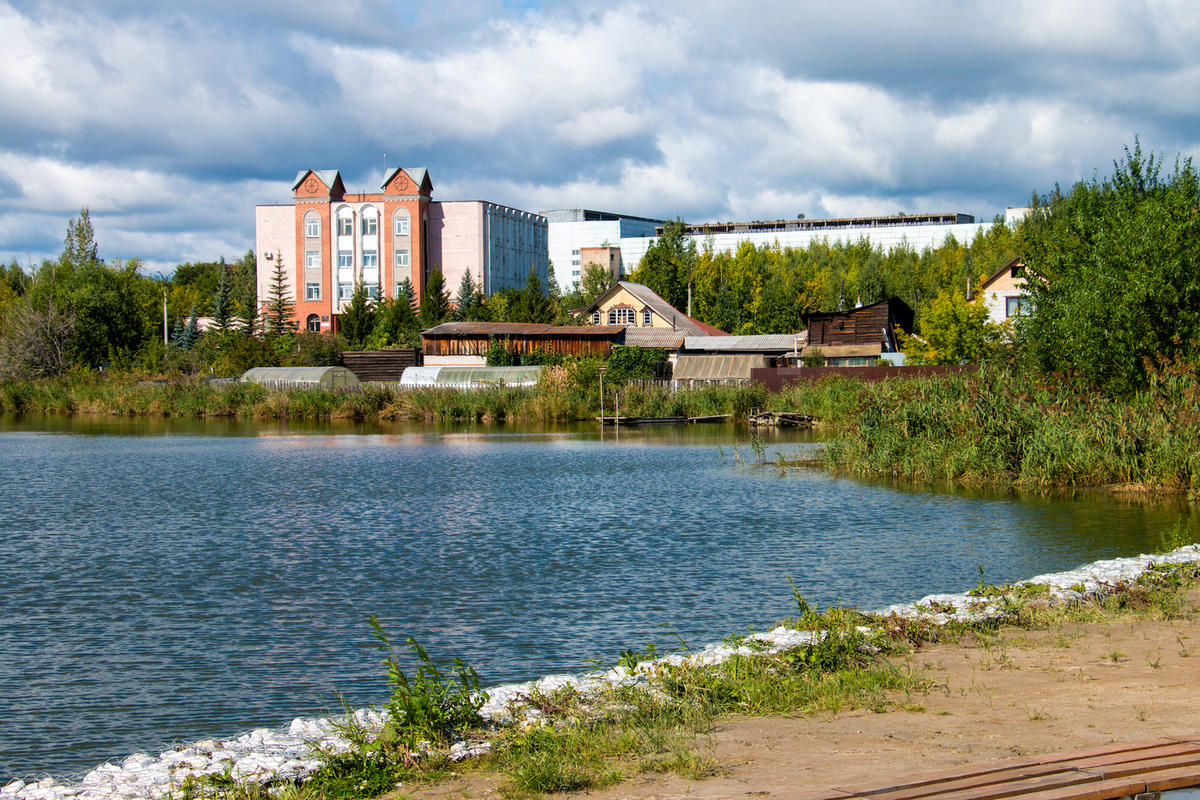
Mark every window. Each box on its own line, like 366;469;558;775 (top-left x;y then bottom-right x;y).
571;249;580;255
394;215;410;236
305;283;321;301
306;314;321;332
591;311;600;324
338;251;352;268
305;216;320;238
366;285;380;300
362;250;378;268
608;308;635;325
642;309;652;327
305;251;319;269
337;217;353;236
571;258;580;266
338;283;354;300
1005;296;1028;318
362;215;377;236
394;249;410;268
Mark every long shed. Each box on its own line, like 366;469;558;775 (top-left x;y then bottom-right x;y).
240;366;361;389
399;366;543;388
421;322;625;362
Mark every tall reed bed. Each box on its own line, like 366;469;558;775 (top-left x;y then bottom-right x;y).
775;365;1200;495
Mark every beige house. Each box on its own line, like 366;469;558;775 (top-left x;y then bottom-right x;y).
576;281;727;336
979;258;1028;325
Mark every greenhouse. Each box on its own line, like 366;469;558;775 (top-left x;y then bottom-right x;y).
240;366;361;389
399;366;543;389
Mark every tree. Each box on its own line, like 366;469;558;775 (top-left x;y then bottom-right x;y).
454;271;486;321
579;261;613;306
211;264;233;332
900;287;1001;365
1019;141;1200;394
509;268;554;323
339;283;376;349
419;268;451;328
264;251;295;336
628;218;694;310
62;208;99;270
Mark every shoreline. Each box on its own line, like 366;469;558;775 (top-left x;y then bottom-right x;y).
6;544;1200;800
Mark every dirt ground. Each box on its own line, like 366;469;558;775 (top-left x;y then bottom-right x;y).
412;596;1200;800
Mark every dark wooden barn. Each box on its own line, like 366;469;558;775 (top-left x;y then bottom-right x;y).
803;298;914;352
421;322;626;361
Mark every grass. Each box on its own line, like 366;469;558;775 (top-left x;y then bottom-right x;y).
157;557;1200;800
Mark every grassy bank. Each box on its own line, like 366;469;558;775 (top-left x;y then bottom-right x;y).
768;364;1200;497
4;364;1200;497
172;555;1200;800
0;372;768;423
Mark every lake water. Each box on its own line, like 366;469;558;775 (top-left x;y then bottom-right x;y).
0;416;1193;780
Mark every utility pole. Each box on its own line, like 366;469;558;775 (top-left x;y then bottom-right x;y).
162;285;168;345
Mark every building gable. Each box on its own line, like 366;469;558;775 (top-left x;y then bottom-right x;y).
382;167;432;197
292;169;344;199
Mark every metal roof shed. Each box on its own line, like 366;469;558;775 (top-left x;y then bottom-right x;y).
240;366;361;389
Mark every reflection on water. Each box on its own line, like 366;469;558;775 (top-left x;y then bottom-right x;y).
0;415;1192;779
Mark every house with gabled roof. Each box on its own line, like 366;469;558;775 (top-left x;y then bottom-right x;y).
574;281;727;337
977;257;1028;325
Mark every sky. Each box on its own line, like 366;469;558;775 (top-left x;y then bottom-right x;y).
2;0;1199;271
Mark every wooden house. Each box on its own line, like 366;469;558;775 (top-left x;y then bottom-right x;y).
801;298;913;366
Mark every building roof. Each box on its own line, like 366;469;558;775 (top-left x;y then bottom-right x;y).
663;212;975;237
579;281;729;336
539;209;665;224
621;328;687;350
673;354;768;381
803;296;914;324
292;170;341;191
422;322;626;337
380;167;429;190
978;257;1024;293
240;366;360;385
683;334;802;353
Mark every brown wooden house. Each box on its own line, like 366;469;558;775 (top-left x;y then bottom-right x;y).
804;298;913;349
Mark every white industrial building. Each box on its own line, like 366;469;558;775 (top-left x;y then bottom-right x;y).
541;209;662;293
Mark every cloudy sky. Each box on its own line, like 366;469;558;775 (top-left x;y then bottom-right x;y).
2;0;1198;270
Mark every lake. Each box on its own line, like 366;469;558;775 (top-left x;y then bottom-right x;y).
0;415;1192;780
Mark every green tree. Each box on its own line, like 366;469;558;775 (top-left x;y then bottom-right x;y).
339;283;376;349
368;295;420;348
900;287;1001;365
580;261;613;306
264;252;295;336
62;208;99;270
419;268;452;328
1019;141;1200;394
628;218;693;310
454;271;486;321
211;264;233;332
509;268;554;323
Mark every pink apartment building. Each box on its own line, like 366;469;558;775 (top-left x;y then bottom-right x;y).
255;167;548;333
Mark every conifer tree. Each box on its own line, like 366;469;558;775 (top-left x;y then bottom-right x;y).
419;268;451;328
211;264;232;332
339;283;376;349
264;252;295;336
62;208;100;270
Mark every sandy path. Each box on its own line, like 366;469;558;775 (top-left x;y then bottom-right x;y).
412;597;1200;799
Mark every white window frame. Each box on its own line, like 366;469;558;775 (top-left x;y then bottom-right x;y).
394;216;410;236
305;283;321;301
642;309;652;327
394;249;410;268
305;251;319;269
366;285;380;300
305;216;320;238
591;311;600;324
362;250;378;268
362;215;377;236
337;251;352;269
1005;296;1027;318
337;217;353;236
338;283;354;300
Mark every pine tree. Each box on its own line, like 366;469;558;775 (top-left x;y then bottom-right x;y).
211;263;232;332
419;268;451;328
511;268;553;323
62;208;100;270
264;251;295;336
339;283;376;349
